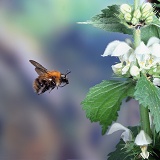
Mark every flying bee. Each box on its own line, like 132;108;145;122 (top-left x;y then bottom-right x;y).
29;60;70;95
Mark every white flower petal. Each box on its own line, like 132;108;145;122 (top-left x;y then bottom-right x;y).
112;63;122;68
134;42;151;69
135;130;152;146
119;50;133;63
112;42;132;56
112;63;123;74
150;43;160;57
122;64;130;75
121;129;132;142
130;65;140;77
129;53;136;63
147;37;160;47
135;42;150;55
102;41;120;57
107;123;132;142
152;57;160;65
107;123;128;134
153;78;160;86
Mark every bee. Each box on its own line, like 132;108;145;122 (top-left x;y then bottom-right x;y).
29;60;70;95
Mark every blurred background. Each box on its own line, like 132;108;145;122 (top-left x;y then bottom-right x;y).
0;0;144;160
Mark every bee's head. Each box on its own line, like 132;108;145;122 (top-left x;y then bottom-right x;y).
61;70;71;84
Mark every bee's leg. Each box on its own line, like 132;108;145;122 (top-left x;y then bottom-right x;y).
49;82;56;93
49;86;56;93
40;85;48;94
37;86;45;95
59;83;68;87
37;79;49;94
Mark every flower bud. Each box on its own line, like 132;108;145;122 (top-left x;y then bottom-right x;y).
119;13;124;20
124;13;132;22
141;3;152;14
133;9;141;19
120;4;132;14
145;16;153;24
131;17;138;25
141;11;153;20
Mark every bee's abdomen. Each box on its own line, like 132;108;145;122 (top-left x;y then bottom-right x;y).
33;78;42;94
33;77;55;95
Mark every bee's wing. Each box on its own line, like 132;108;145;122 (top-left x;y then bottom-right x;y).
35;68;47;75
29;60;48;75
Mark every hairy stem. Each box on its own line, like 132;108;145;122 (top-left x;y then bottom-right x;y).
133;0;151;136
134;0;140;10
133;29;141;49
140;104;151;136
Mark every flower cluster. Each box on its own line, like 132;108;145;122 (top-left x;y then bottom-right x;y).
119;3;154;28
102;37;160;84
108;123;152;159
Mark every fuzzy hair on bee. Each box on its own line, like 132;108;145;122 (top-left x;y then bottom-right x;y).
29;60;70;95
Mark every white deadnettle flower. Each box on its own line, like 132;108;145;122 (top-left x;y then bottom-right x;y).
134;42;151;70
102;37;160;77
102;40;133;73
107;123;132;143
135;130;152;159
147;37;160;65
102;40;132;57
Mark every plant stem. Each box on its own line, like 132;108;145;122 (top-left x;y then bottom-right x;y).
133;0;141;48
140;104;152;136
133;0;151;136
133;29;141;49
134;0;140;10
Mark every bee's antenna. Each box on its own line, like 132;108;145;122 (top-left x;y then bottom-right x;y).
65;70;71;75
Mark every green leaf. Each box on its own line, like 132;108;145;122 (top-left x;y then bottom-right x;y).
82;80;135;135
107;139;135;160
151;16;160;28
89;5;160;43
134;74;160;132
90;5;132;35
141;25;160;43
